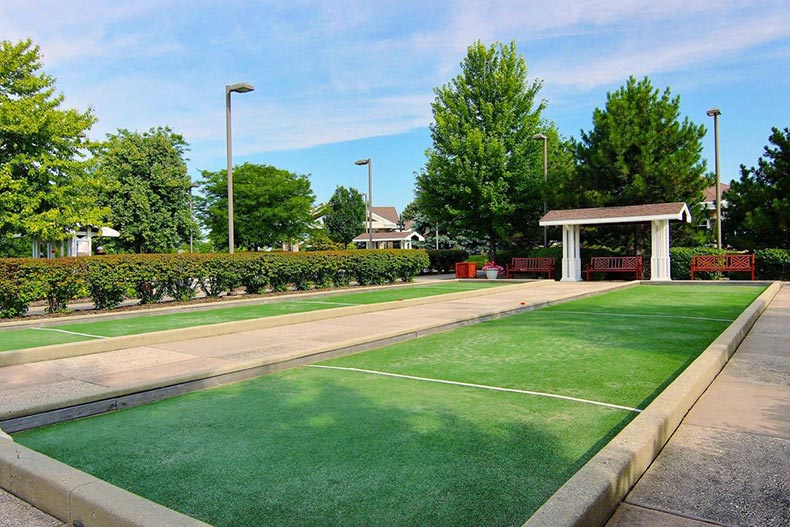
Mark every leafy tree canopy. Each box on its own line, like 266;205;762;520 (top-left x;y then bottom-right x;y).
323;185;365;245
576;76;707;207
415;40;546;260
197;163;315;250
96;127;195;253
0;39;106;243
572;76;709;249
725;127;790;249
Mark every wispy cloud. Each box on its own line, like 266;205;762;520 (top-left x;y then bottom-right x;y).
3;0;788;159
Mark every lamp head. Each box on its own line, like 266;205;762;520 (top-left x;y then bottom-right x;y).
532;133;547;140
706;108;721;117
354;158;371;166
227;82;255;94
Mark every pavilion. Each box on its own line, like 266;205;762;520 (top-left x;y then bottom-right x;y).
539;202;691;282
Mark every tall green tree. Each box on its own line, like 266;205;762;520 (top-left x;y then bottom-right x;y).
323;185;365;245
0;39;106;245
96;127;195;253
725;127;790;249
415;40;546;260
574;76;708;249
197;163;315;250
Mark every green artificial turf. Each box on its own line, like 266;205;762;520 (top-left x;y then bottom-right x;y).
324;285;765;409
13;284;764;527
0;281;507;352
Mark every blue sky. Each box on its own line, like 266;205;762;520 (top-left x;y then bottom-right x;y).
2;0;789;213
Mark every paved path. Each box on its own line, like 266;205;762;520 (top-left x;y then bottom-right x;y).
606;283;790;527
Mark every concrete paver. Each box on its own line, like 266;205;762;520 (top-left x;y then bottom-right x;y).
0;488;65;527
625;426;790;527
607;283;790;527
605;503;717;527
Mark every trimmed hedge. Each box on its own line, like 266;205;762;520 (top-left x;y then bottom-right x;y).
0;249;429;318
755;248;790;280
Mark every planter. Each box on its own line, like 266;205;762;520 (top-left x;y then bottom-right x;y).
455;262;477;279
485;270;499;280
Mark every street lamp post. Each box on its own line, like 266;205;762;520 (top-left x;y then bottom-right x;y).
225;82;255;254
532;133;548;248
706;108;722;249
188;182;199;253
354;158;373;249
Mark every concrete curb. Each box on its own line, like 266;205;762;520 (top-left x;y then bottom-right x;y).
521;281;781;527
0;437;211;527
0;281;545;368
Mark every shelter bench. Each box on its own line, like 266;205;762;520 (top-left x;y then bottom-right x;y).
690;254;755;280
585;256;643;281
505;257;555;279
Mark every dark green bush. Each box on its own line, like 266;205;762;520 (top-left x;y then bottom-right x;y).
20;258;86;313
0;261;35;317
85;256;128;309
427;250;467;272
197;254;240;297
755;248;790;280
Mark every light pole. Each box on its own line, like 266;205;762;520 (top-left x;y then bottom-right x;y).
706;108;722;249
532;133;548;248
354;158;373;249
188;182;199;253
225;82;255;254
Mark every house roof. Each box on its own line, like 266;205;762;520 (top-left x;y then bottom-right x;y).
370;206;399;224
539;202;691;226
352;231;425;242
702;183;730;202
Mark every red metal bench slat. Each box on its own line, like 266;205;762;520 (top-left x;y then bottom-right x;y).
585;256;643;280
505;258;555;279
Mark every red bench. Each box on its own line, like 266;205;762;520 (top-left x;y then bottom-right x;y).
505;257;555;279
691;254;755;280
585;256;643;281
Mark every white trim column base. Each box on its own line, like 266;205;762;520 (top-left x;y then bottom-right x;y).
561;224;582;282
650;219;671;280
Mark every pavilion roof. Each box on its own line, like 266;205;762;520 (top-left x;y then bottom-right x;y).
539;202;691;226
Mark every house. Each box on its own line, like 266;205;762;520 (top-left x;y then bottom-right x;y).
32;226;120;258
353;206;425;249
699;183;730;230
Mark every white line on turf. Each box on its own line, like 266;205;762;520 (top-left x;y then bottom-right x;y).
309;365;641;413
31;327;109;339
291;300;360;306
552;311;734;323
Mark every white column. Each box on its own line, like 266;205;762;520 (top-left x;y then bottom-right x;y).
650;219;671;281
561;224;582;281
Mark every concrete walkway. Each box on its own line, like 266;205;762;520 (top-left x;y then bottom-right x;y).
606;283;790;527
